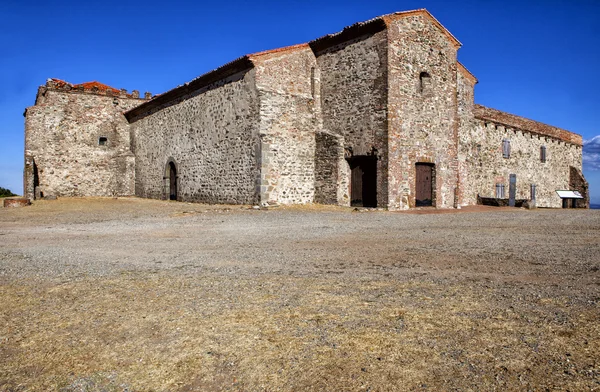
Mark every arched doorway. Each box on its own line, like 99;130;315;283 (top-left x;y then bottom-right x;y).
164;160;178;201
33;160;41;199
168;162;177;200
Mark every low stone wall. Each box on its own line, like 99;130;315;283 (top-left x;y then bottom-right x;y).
3;198;30;208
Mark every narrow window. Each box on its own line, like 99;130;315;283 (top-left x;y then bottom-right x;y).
99;137;108;146
502;139;511;158
310;67;316;98
495;183;505;198
540;145;547;162
419;72;431;94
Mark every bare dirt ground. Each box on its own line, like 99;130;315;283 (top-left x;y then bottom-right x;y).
0;197;598;391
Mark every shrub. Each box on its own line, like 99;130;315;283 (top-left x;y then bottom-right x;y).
0;187;17;197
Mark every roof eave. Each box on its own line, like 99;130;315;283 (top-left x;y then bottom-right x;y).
125;56;254;122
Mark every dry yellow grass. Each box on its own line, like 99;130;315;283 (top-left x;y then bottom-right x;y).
1;272;598;391
1;198;598;390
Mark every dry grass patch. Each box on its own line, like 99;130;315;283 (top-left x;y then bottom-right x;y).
1;273;598;391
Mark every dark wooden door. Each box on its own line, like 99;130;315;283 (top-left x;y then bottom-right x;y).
169;162;177;201
349;156;377;207
415;163;433;207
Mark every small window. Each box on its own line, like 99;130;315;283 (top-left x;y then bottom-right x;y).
419;72;431;94
310;67;316;98
540;145;547;162
502;139;511;158
495;183;505;198
99;137;108;146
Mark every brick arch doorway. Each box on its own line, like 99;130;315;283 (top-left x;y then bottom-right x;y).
164;159;178;201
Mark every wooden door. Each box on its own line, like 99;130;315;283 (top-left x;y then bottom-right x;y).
415;163;433;207
349;156;377;207
350;160;363;206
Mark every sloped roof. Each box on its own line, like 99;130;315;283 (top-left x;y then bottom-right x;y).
457;62;478;85
125;9;464;122
49;78;121;93
310;8;461;53
474;104;582;146
125;43;311;122
74;81;120;93
249;43;310;59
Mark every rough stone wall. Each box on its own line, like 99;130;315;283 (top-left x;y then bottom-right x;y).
385;14;460;209
131;70;261;204
456;66;477;206
462;118;583;208
252;46;318;205
314;130;347;204
24;83;144;199
569;166;589;208
315;30;389;207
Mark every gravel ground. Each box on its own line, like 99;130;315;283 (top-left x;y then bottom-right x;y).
0;197;598;391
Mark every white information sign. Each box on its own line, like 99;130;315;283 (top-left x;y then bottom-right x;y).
556;190;583;199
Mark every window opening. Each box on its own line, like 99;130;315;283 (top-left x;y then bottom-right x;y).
540;145;547;162
495;183;505;198
310;67;316;98
502;139;511;158
419;72;431;94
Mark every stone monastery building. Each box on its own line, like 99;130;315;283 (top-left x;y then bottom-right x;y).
24;9;588;209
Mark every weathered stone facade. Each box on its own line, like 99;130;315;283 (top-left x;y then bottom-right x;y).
25;9;587;208
24;79;148;200
460;105;584;208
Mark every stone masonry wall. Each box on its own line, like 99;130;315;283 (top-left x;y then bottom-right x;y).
314;130;346;205
252;46;318;205
131;70;261;204
386;14;460;209
462;117;583;208
315;30;389;207
24;83;144;199
456;66;477;206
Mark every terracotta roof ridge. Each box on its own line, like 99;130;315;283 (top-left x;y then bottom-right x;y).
249;43;310;59
74;81;120;92
382;9;461;49
474;104;582;146
310;8;461;53
457;62;478;84
126;44;310;122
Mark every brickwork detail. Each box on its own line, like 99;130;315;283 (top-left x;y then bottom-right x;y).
386;14;460;210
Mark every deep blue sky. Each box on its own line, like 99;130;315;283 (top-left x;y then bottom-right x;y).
1;0;599;203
